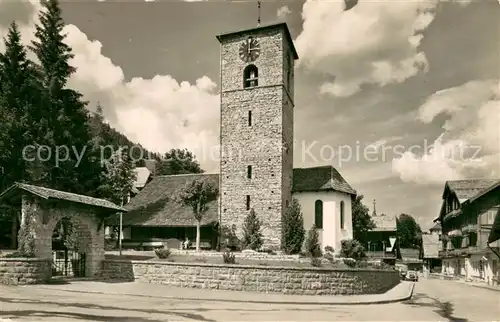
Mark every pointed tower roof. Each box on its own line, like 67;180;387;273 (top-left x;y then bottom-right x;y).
372;199;377;217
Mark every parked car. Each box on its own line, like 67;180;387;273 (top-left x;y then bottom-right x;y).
406;270;419;282
395;263;408;280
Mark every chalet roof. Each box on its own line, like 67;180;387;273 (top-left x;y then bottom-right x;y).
143;159;157;175
292;166;356;195
370;214;397;232
442;179;500;222
118;173;219;227
443;179;500;203
0;183;126;212
422;234;440;259
465;180;500;204
430;222;441;232
133;167;151;188
488;207;500;244
119;166;355;227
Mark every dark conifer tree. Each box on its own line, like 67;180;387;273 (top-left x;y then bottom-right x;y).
30;0;103;195
0;22;41;189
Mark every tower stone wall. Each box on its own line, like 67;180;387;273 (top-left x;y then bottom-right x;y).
218;25;296;250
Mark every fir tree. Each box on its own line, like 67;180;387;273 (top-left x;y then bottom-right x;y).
29;0;103;195
281;198;306;254
305;224;322;258
242;208;263;250
0;22;41;188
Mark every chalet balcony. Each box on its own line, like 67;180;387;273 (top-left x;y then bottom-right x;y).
448;229;462;237
438;248;469;258
461;224;478;233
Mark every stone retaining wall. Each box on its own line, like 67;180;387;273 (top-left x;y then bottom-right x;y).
0;258;51;285
100;260;400;295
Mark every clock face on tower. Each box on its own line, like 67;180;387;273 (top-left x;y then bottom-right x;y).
239;37;261;63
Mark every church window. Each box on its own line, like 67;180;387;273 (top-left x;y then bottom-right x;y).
243;64;258;88
286;200;289;207
247;165;252;179
340;201;345;229
248;111;252;126
246;195;251;210
315;200;323;229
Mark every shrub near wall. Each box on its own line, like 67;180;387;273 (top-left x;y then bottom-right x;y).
0;258;51;285
100;260;400;295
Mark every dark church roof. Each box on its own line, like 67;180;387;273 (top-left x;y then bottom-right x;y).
292;166;356;195
119;166;355;227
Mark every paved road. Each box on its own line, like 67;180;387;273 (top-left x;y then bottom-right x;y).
407;278;500;322
0;278;498;321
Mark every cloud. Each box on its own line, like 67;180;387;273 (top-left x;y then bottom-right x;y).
0;0;220;172
367;136;404;150
276;5;291;20
392;79;500;184
295;0;470;97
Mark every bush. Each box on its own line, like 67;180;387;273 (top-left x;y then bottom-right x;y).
310;257;322;267
323;245;335;263
222;250;236;264
355;260;369;268
323;252;334;263
1;251;36;258
305;225;322;258
220;224;242;251
369;261;394;271
340;239;366;260
343;258;357;268
242;208;263;250
281;198;305;255
324;245;334;253
154;248;171;259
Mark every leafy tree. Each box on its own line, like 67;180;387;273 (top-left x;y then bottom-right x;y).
396;213;422;248
98;148;137;206
304;224;322;258
281;198;305;254
340;239;366;260
157;148;203;175
352;195;376;243
241;208;263;250
179;179;218;251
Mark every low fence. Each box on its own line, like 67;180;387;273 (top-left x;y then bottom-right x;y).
0;258;51;285
100;259;400;295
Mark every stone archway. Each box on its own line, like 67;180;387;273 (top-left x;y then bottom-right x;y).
0;183;125;279
50;216;94;277
24;195;105;277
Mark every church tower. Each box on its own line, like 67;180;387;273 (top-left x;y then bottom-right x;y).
216;23;298;249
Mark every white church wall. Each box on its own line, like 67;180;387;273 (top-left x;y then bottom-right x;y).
292;190;353;254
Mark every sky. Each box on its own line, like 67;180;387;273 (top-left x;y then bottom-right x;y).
0;0;499;229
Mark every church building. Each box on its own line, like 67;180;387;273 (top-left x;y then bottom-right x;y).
119;23;356;254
